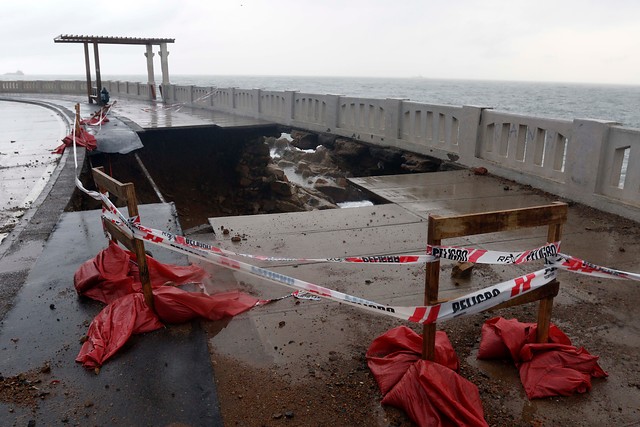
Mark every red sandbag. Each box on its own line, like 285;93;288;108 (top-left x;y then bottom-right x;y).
153;286;259;323
381;360;488;427
53;127;97;154
76;293;163;369
477;317;607;399
74;241;206;304
367;326;458;395
519;343;607;399
367;326;487;427
74;242;136;304
75;242;260;369
477;317;571;360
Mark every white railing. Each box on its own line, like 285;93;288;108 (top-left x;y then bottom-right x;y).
1;80;639;222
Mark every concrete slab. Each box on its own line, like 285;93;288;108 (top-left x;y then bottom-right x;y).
91;114;144;154
0;203;222;426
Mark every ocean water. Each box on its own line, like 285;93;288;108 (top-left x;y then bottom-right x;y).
4;74;640;128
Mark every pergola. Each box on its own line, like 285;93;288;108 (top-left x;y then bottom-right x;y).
54;34;175;104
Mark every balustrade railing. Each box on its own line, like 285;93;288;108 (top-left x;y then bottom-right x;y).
1;79;639;221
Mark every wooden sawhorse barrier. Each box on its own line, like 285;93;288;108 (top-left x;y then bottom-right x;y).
91;166;155;312
422;202;568;360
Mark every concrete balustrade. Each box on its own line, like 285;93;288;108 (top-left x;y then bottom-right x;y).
1;79;639;222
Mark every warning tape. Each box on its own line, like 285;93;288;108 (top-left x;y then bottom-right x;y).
66;105;640;326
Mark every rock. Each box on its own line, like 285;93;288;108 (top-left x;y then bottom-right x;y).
334;139;367;158
369;147;403;164
295;161;312;175
472;166;488;175
451;262;474;279
270;180;293;196
266;164;287;182
318;133;337;148
294;187;339;210
291;130;318;150
313;181;348;203
274;200;306;213
401;153;441;172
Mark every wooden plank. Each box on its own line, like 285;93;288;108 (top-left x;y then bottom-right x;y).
429;202;567;240
103;220;135;252
91;166;133;202
490;281;559;311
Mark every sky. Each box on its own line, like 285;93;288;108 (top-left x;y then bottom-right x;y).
1;0;640;85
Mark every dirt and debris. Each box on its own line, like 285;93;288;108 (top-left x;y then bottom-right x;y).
0;363;56;408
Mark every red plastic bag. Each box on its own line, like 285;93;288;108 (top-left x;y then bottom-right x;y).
477;317;607;399
75;242;259;369
76;293;163;369
519;343;608;399
74;241;206;304
53;127;97;154
367;326;487;427
477;317;571;360
381;360;488;427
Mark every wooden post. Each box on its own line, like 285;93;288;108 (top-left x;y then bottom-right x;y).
422;218;440;360
537;222;563;342
124;184;155;312
91;167;155;312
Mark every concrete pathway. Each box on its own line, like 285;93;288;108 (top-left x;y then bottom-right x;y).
0;100;66;243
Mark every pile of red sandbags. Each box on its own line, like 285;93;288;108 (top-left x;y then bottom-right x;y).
74;242;259;369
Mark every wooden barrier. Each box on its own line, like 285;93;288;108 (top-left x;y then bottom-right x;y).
91;166;155;312
422;202;567;360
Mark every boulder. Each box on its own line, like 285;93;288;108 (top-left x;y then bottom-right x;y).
290;131;319;150
313;181;349;203
334;138;367;158
369;147;403;165
401;153;441;173
266;164;287;182
270;180;293;197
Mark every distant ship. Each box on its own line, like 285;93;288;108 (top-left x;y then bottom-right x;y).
4;70;24;76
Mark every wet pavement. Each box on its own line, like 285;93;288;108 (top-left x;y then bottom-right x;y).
0;204;222;426
0;99;66;243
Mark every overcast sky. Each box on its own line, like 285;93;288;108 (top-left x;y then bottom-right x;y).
1;0;639;85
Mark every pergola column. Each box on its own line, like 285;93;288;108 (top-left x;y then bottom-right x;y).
145;44;156;100
93;42;102;102
83;42;93;104
159;42;171;102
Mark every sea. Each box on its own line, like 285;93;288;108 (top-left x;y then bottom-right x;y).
3;74;640;128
